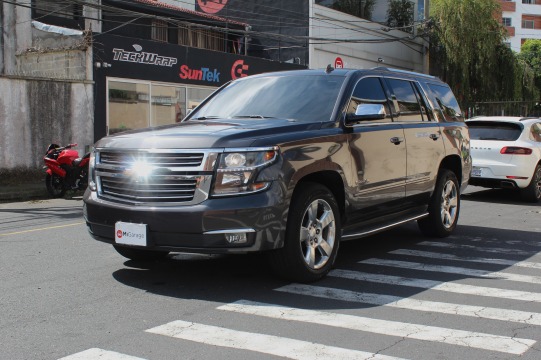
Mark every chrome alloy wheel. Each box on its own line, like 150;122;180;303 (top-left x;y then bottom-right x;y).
299;199;336;270
440;179;458;229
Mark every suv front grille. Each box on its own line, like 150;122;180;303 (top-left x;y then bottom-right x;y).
95;149;218;206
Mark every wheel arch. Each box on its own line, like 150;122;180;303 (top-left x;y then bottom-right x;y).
439;154;462;185
292;170;346;219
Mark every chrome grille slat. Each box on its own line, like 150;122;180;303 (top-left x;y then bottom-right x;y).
96;149;217;206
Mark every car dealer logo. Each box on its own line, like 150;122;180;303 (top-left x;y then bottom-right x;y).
116;230;123;239
231;60;249;80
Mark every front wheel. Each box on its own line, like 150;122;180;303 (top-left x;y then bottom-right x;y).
45;173;66;198
269;183;341;282
520;164;541;203
418;169;460;238
113;245;169;261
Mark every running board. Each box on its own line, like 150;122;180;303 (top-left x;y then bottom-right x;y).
341;213;429;241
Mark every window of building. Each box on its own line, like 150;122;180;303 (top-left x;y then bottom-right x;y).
178;25;225;52
107;79;215;135
502;18;512;27
386;79;424;122
522;20;535;29
347;77;392;122
151;20;168;42
522;0;534;4
33;0;83;28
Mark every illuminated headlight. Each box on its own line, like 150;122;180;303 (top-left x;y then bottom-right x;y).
88;149;97;191
212;148;278;196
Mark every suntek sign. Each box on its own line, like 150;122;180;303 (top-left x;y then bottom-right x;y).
179;65;220;83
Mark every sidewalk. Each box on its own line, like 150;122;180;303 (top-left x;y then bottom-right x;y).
0;181;49;203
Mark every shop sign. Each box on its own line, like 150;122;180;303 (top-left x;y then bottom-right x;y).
112;44;177;67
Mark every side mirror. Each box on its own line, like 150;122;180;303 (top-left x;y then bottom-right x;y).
346;104;386;123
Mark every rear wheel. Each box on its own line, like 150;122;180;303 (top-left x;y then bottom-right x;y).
418;169;460;238
113;245;169;261
269;183;340;283
45;173;66;198
520;164;541;203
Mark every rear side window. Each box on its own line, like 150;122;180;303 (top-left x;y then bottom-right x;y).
428;83;463;122
530;123;541;142
467;121;522;141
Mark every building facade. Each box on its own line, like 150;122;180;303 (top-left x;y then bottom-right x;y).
501;0;541;52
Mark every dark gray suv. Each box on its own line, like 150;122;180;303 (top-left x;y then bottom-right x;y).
83;67;471;282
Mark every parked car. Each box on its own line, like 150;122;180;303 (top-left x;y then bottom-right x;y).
466;116;541;202
83;67;471;282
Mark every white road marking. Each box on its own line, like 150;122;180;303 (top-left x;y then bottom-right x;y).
330;269;541;305
420;241;536;257
58;348;147;360
218;300;534;354
360;258;541;284
389;248;541;269
146;320;409;360
276;283;541;326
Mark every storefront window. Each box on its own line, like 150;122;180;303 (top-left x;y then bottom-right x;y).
151;86;186;126
108;81;150;134
187;87;214;112
107;79;215;134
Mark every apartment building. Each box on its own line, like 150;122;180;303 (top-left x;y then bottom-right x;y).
501;0;541;51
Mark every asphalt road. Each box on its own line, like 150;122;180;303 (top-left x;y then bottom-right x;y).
1;187;540;360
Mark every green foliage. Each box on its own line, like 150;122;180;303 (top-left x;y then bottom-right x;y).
519;39;541;90
429;0;539;106
386;0;414;33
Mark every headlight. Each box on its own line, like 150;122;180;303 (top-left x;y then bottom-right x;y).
211;148;278;196
88;149;97;191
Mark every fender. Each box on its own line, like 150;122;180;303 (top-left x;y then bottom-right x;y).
44;158;66;177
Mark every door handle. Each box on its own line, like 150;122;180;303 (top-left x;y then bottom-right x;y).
429;133;440;141
390;137;404;145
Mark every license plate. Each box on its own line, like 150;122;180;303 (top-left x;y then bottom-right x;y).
115;222;147;246
472;167;482;177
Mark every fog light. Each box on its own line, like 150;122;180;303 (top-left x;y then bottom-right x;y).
225;232;247;244
89;180;97;191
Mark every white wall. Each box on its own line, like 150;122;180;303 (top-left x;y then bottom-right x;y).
309;4;426;72
503;3;541;53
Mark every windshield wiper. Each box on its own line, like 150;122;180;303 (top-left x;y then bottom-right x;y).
192;116;220;120
233;115;275;119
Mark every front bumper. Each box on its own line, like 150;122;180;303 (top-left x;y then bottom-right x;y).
83;182;288;254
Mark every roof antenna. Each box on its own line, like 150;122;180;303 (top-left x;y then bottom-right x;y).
325;64;334;74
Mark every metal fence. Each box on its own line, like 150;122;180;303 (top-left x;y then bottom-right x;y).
464;101;541;119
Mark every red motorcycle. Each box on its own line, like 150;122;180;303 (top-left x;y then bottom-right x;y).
43;143;90;197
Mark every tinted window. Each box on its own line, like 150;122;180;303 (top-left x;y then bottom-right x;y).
188;75;345;123
467;121;522;141
347;77;391;121
428;84;463;122
386;79;423;122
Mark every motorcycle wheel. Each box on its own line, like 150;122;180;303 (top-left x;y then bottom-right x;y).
45;173;66;198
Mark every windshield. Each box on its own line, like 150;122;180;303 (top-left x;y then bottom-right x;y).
188;74;346;122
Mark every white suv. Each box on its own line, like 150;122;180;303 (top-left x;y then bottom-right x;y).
466;116;541;202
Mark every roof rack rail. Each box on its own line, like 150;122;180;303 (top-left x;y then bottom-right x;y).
519;117;539;121
371;67;436;79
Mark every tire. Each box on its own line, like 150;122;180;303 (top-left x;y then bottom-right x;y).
520;164;541;203
45;173;66;198
269;183;340;283
113;245;169;261
418;169;460;238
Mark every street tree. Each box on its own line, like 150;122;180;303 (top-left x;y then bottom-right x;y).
386;0;414;33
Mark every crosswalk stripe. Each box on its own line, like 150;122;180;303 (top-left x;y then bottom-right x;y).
276;283;541;327
360;258;541;284
218;300;534;354
58;348;147;360
330;269;541;306
420;241;536;257
389;249;541;269
146;320;409;360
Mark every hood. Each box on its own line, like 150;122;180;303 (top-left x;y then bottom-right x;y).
95;119;320;149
